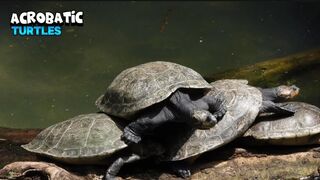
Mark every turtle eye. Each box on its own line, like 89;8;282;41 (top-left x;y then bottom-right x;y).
291;85;300;95
291;85;299;91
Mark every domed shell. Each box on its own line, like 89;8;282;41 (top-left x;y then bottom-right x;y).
243;102;320;145
95;61;211;119
21;113;127;164
161;79;263;161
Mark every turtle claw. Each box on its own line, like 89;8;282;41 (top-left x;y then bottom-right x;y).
192;110;217;129
105;172;117;180
213;105;227;120
170;162;192;178
176;169;191;178
207;113;218;123
121;127;141;144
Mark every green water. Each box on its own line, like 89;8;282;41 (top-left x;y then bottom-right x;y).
0;1;319;128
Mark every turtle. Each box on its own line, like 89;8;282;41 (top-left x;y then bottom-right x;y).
21;113;165;180
142;79;300;177
95;61;227;144
102;79;300;178
242;101;320;146
21;80;299;179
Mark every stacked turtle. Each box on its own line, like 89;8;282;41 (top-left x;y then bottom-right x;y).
242;102;320;146
94;61;228;144
21;61;320;180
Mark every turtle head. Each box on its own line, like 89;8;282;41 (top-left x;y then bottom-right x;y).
275;85;300;100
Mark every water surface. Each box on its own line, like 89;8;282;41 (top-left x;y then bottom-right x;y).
0;1;319;128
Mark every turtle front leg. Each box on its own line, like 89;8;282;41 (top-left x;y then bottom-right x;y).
106;141;164;180
168;158;199;178
122;126;141;144
121;105;175;144
186;94;227;128
169;90;218;129
260;100;295;115
202;94;227;121
105;154;141;180
170;164;191;178
191;110;218;129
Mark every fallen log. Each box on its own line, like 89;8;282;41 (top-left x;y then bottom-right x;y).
0;127;41;144
205;48;320;87
1;142;320;180
128;145;320;180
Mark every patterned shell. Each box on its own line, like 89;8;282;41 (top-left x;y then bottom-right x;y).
95;61;211;119
161;79;263;161
243;102;320;145
21;113;127;164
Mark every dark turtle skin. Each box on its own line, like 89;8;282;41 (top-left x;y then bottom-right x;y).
96;61;227;144
243;102;320;146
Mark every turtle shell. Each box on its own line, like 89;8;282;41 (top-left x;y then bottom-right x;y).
161;79;263;161
21;113;127;164
95;61;211;119
243;102;320;145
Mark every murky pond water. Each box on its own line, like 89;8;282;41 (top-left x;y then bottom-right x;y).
0;1;319;128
